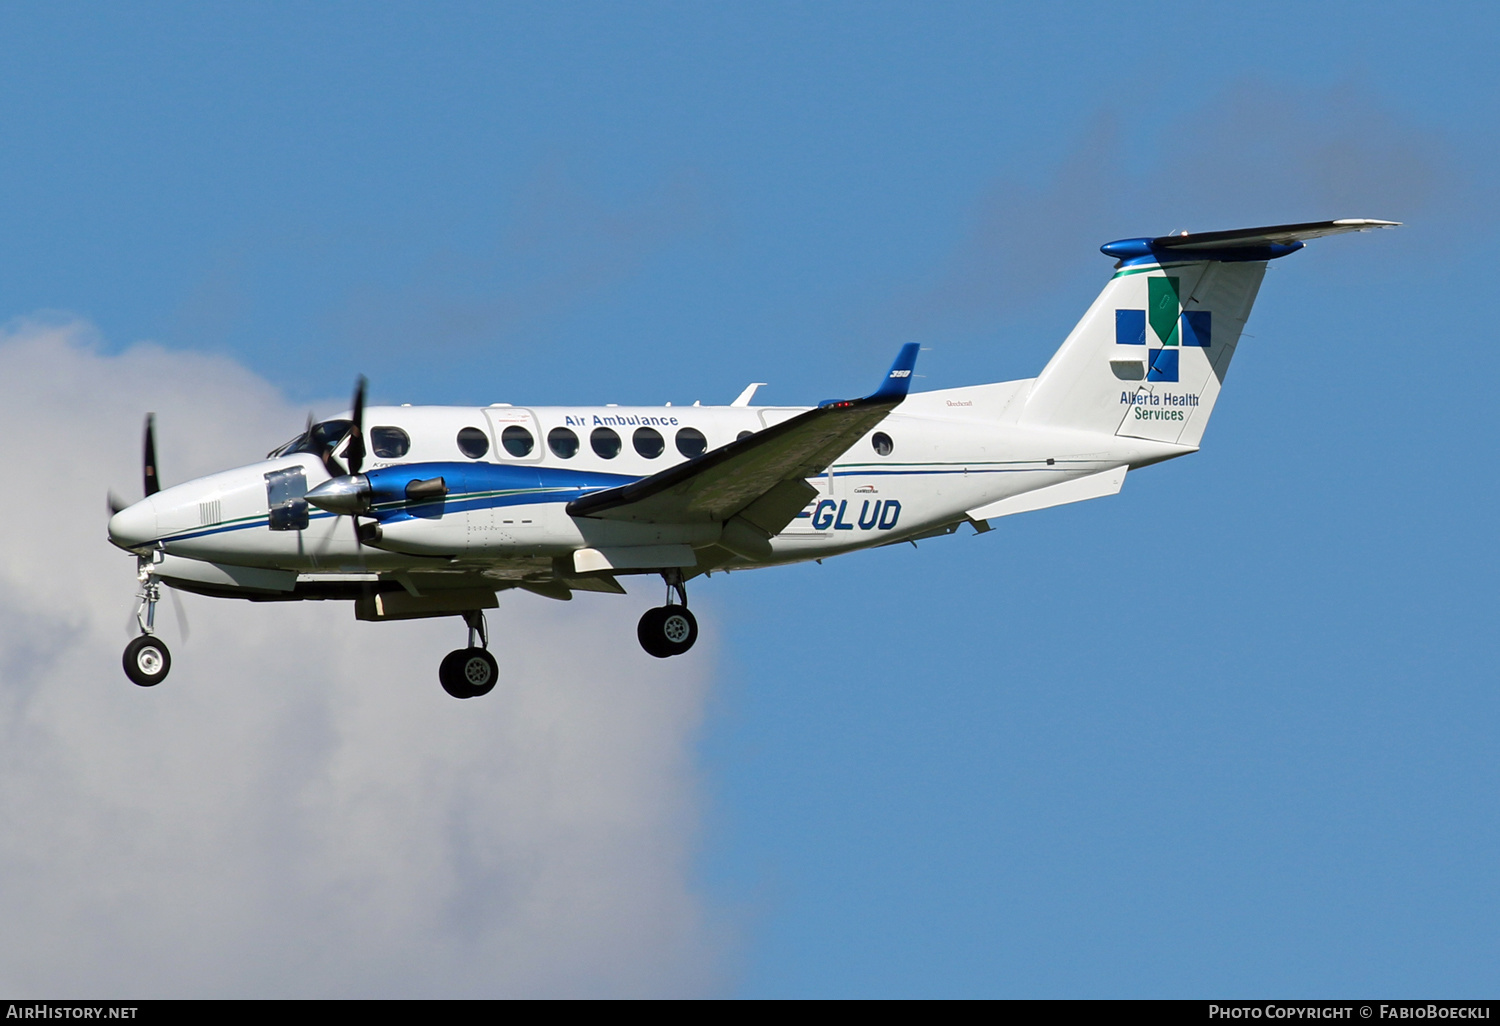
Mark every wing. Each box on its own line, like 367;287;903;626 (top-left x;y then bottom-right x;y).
566;344;921;536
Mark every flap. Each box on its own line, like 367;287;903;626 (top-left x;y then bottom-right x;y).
573;545;698;574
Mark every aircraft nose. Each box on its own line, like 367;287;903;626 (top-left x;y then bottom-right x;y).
108;498;159;551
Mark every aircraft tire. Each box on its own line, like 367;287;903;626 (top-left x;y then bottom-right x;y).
638;605;697;658
123;635;171;687
637;608;669;657
439;647;498;699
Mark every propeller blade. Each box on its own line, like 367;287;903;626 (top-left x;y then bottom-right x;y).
143;414;160;497
108;491;127;516
346;375;367;476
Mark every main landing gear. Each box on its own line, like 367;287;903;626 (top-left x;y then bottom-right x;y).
439;610;499;699
123;563;171;687
638;570;699;659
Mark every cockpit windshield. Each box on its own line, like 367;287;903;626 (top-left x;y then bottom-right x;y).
266;419;353;460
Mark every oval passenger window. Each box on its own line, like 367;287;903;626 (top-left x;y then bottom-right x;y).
370;426;410;459
633;426;664;459
675;427;707;458
591;427;622;459
457;427;490;459
501;425;534;457
548;426;579;459
872;432;894;456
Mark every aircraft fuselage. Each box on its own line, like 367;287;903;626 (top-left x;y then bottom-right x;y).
108;381;1190;580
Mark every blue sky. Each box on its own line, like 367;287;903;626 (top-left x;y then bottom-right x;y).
1;2;1495;997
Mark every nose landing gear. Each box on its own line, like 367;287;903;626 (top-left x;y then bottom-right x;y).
439;610;499;699
123;561;171;687
638;570;699;658
123;634;171;687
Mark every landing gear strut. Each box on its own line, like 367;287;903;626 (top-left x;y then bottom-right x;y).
638;570;698;659
123;559;171;687
439;610;498;699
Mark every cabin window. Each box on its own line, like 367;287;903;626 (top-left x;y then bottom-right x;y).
675;427;707;458
872;432;894;456
633;426;665;458
501;425;534;458
370;426;410;459
548;426;579;458
591;427;622;459
457;427;490;459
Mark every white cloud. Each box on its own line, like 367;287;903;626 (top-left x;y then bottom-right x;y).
0;320;722;997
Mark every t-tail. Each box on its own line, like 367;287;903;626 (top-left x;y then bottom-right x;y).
1019;219;1397;447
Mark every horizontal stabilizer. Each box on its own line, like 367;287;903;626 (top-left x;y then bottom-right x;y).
966;467;1127;522
1102;219;1399;262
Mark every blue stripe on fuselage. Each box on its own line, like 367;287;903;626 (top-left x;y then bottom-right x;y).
151;462;1078;546
364;462;636;523
153;462;639;545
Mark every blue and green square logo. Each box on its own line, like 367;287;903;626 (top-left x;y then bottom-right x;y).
1116;277;1210;382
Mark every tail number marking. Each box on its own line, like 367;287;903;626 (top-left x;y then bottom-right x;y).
810;499;901;532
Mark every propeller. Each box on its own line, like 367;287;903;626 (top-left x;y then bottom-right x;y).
304;376;377;549
344;376;369;548
346;376;367;477
108;413;161;516
143;413;160;497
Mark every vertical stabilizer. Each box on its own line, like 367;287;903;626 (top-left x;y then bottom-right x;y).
1018;219;1397;447
1020;259;1264;446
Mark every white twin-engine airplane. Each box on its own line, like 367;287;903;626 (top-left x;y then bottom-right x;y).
107;219;1395;697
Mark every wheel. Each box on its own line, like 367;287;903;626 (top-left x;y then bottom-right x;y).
123;635;171;687
637;604;698;658
659;605;697;654
637;608;668;657
439;647;498;699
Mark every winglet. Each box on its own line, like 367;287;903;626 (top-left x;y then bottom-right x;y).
872;342;921;400
821;343;920;408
